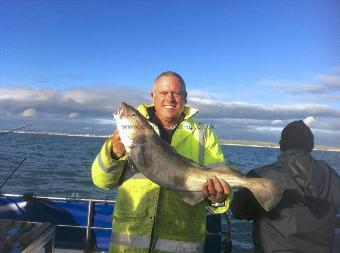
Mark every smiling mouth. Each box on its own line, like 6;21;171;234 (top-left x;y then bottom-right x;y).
164;105;176;109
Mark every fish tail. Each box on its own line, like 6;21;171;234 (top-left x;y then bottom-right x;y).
246;178;284;211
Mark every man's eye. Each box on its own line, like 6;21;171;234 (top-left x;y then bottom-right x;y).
174;92;182;96
131;113;136;117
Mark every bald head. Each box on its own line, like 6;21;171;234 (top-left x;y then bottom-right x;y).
153;71;186;94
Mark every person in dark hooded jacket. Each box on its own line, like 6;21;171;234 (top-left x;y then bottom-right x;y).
231;120;340;253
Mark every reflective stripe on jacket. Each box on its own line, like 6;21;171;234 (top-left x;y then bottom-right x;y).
92;104;229;253
111;232;204;253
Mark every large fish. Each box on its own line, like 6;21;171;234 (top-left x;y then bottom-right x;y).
113;102;284;211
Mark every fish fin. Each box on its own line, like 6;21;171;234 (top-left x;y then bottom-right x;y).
246;178;284;211
174;190;206;205
130;145;146;167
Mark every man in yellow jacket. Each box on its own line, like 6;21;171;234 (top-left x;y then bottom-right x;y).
92;71;230;253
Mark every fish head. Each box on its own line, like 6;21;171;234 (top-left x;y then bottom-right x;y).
113;102;150;152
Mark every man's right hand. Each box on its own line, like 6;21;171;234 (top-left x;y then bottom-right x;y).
111;129;126;159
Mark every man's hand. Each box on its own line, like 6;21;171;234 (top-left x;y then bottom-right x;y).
201;176;230;204
111;129;126;159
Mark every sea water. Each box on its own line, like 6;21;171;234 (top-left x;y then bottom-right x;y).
1;133;339;252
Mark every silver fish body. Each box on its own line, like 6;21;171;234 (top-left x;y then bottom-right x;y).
114;102;284;211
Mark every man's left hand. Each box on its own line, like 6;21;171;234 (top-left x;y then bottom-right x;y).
201;176;230;204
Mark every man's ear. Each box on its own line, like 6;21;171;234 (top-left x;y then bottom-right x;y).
150;91;155;102
184;92;187;104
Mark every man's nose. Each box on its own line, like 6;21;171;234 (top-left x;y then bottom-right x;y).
166;92;176;102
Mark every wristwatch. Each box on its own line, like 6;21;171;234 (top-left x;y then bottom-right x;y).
209;201;225;207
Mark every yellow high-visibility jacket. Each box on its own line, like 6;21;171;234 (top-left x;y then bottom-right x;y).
92;104;230;253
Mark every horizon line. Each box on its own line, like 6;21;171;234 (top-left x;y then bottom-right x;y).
1;129;340;152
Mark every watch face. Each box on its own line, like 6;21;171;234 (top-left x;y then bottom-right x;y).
212;202;225;207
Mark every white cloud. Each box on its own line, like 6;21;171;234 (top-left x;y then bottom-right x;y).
317;75;340;87
1;86;57;101
3;85;340;124
188;89;225;100
190;97;340;120
261;71;340;95
323;94;340;102
21;108;37;117
68;112;79;118
2;84;340;146
1;85;149;118
271;120;283;126
303;116;316;126
260;78;326;94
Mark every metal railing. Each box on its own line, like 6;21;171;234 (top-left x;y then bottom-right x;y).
1;193;115;252
0;193;232;252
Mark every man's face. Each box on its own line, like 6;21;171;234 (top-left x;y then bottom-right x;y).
151;75;187;123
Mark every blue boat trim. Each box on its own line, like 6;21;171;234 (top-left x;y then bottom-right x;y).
0;193;229;253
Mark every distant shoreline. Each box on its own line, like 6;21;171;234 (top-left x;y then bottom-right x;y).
0;130;110;139
220;139;340;153
1;130;340;153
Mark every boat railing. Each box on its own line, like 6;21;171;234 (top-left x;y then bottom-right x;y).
1;193;116;252
0;193;230;253
2;193;338;253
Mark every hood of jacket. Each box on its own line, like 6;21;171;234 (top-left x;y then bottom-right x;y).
278;150;327;200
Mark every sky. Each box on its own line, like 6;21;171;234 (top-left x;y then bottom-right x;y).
1;0;340;147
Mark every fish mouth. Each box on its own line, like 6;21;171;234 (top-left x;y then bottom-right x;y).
113;102;129;120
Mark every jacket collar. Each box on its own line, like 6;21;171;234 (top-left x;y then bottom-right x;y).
136;104;198;148
278;149;310;162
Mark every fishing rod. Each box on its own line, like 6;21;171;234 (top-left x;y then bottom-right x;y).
0;153;31;190
0;125;86;192
0;124;33;137
0;125;40;191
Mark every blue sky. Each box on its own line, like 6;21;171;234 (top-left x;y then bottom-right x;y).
1;0;340;147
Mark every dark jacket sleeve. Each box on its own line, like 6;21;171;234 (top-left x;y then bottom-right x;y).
328;165;340;211
231;170;264;220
